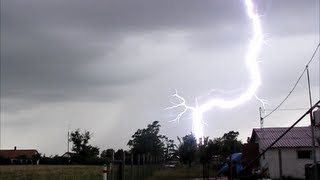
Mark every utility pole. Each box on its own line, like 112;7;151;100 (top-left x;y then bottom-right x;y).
0;111;1;150
259;107;263;129
67;124;71;153
67;131;70;153
306;66;318;180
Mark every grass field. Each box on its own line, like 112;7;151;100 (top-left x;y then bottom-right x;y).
0;164;217;180
0;165;102;180
148;165;218;180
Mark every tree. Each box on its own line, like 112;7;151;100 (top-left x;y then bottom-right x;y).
198;137;217;178
70;129;100;163
177;133;197;167
220;131;242;158
114;149;124;160
101;148;115;160
127;121;166;156
198;137;215;164
164;137;177;161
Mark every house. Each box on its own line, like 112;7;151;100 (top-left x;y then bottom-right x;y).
249;126;320;179
61;152;76;159
0;146;40;165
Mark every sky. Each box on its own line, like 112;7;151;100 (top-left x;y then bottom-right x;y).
1;0;320;156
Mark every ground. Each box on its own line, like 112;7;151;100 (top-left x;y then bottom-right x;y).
0;164;219;179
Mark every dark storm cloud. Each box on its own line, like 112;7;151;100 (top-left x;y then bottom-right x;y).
1;0;319;155
1;0;317;109
2;0;245;32
1;0;247;106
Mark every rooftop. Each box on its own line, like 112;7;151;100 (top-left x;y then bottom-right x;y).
250;126;318;149
0;149;39;159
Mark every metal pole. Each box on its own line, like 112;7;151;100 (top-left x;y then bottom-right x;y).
103;164;108;180
307;66;318;180
259;107;263;129
244;100;320;171
67;131;69;153
0;108;1;149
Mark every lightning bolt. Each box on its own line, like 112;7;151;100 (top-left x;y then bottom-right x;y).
167;0;266;140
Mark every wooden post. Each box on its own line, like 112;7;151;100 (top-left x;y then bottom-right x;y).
111;151;114;180
103;164;108;180
137;154;140;179
131;153;133;180
202;162;205;179
121;151;125;180
278;149;283;180
142;154;145;179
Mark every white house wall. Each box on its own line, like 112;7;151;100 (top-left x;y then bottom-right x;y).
260;148;320;179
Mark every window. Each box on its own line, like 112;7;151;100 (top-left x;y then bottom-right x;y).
297;150;312;159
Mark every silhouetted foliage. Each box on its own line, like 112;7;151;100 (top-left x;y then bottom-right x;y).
164;137;178;161
40;155;68;165
70;129;100;164
114;149;124;160
127;121;166;156
0;156;11;165
177;133;197;167
101;148;114;160
198;137;216;164
220;131;242;158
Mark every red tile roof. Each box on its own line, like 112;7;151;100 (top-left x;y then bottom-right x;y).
0;149;39;159
251;126;318;149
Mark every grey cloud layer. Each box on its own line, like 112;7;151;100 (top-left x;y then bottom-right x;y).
1;0;319;154
2;0;316;104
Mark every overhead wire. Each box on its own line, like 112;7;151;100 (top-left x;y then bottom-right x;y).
264;108;308;111
319;0;320;101
262;43;320;120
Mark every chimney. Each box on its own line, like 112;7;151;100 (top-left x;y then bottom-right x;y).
14;146;16;150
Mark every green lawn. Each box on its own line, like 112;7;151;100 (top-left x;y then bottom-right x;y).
148;165;218;180
0;165;102;180
0;164;216;180
0;164;159;180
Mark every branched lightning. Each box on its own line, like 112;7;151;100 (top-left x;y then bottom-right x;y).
167;0;266;140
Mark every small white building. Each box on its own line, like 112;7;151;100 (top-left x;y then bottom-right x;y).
250;126;320;179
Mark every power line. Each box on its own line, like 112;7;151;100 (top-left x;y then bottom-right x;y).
263;43;320;120
264;108;308;111
319;0;320;101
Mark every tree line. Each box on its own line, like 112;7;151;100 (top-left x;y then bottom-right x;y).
32;120;242;165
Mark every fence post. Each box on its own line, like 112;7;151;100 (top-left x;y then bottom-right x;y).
120;151;125;180
111;151;114;180
103;164;108;180
131;153;133;180
137;154;140;179
148;154;151;176
142;154;145;179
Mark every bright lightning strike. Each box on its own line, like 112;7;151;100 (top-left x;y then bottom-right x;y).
168;0;266;141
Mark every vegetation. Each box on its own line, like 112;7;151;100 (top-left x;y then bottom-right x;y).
149;165;218;180
127;121;167;156
1;120;245;180
70;129;100;164
177;133;197;167
100;148;115;161
219;130;243;158
0;165;102;180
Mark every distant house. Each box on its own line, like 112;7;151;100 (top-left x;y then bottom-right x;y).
61;152;76;159
250;126;320;179
0;146;40;165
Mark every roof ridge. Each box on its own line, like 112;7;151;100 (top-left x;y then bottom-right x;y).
254;126;309;130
